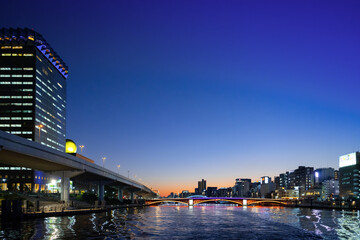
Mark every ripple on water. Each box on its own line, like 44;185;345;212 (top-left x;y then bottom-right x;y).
0;206;357;239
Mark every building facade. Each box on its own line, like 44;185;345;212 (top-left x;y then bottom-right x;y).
197;179;206;195
339;152;360;200
0;28;68;192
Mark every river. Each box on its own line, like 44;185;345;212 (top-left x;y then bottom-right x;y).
1;205;360;239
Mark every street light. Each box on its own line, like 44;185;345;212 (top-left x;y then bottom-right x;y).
79;145;84;153
117;164;120;174
102;157;106;168
37;124;43;142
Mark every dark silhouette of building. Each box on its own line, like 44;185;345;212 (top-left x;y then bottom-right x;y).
233;178;251;197
197;179;206;195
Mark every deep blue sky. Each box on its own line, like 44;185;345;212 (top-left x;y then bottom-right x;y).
2;0;360;195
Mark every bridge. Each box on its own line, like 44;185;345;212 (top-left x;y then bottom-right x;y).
146;197;296;206
0;130;157;203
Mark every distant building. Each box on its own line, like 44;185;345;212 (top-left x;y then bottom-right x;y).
180;190;191;198
198;179;206;195
314;168;335;185
334;170;339;181
217;187;232;197
339;152;360;200
274;187;299;199
289;166;314;197
321;179;339;200
205;187;217;197
260;176;275;198
233;178;251;197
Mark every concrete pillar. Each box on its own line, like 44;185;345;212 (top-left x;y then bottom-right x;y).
60;171;70;202
130;191;134;204
118;187;124;202
98;182;104;202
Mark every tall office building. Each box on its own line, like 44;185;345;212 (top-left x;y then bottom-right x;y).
197;179;206;195
339;152;360;200
0;28;68;151
0;28;68;192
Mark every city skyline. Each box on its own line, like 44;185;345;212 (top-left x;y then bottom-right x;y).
2;1;360;196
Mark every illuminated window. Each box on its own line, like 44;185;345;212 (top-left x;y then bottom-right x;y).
0;96;10;98
1;54;11;56
12;46;23;49
23;75;33;77
12;82;22;84
23;82;33;84
12;75;22;78
0;75;10;77
23;53;33;57
11;96;22;99
11;131;21;134
23;103;33;106
12;68;22;70
0;124;10;127
0;67;11;70
23;117;32;120
22;89;33;92
11;124;21;127
0;82;10;84
23;96;33;99
11;117;21;120
1;46;11;49
0;117;10;120
23;68;33;70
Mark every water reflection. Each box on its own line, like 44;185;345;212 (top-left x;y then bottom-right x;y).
1;205;360;239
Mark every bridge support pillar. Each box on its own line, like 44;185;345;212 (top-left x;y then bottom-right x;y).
118;187;124;202
61;173;70;202
130;191;135;204
98;183;105;202
243;199;247;207
188;199;194;207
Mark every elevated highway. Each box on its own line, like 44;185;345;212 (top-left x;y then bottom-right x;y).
0;130;157;202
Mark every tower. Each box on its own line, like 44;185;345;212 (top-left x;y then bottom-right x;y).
0;28;68;151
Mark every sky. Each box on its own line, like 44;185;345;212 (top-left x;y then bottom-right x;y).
2;0;360;196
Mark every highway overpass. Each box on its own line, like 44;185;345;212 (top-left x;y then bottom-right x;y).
0;130;157;202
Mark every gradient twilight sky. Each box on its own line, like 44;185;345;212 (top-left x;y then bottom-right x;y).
2;0;360;196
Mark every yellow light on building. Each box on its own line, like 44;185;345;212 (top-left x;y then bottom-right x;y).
66;139;77;153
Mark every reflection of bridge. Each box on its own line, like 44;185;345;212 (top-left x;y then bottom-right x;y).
146;197;296;206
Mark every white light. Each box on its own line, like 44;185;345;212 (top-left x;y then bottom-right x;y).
51;179;57;185
339;153;356;168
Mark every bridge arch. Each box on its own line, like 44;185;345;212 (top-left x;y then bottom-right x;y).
194;199;243;205
248;200;287;206
146;200;188;206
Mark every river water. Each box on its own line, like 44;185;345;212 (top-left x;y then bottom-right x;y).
1;205;360;239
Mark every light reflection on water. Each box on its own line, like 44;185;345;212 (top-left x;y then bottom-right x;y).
1;205;360;239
